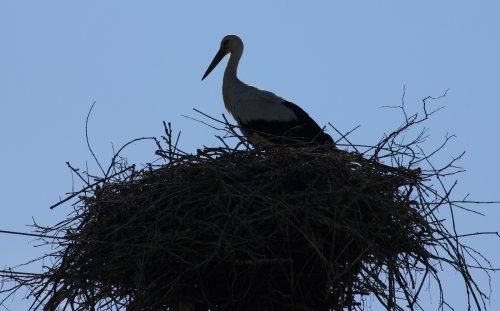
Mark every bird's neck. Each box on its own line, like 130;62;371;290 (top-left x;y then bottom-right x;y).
222;49;243;113
223;49;242;85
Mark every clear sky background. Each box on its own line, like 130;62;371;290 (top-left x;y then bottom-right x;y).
1;1;499;310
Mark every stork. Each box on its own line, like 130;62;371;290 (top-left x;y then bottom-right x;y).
202;35;335;147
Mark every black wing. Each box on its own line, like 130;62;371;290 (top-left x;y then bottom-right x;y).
238;101;334;146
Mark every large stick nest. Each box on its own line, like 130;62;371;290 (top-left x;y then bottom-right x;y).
1;94;495;310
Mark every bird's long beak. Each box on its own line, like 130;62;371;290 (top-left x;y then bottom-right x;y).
202;48;226;80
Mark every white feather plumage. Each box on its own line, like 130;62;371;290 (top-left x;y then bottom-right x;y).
231;86;297;123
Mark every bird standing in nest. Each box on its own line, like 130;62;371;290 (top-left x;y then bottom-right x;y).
202;34;335;147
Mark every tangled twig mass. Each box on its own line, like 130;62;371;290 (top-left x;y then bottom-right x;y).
1;93;496;310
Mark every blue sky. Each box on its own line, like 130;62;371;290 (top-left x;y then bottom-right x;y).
1;1;499;309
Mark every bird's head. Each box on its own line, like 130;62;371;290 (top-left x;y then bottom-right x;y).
202;34;243;80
